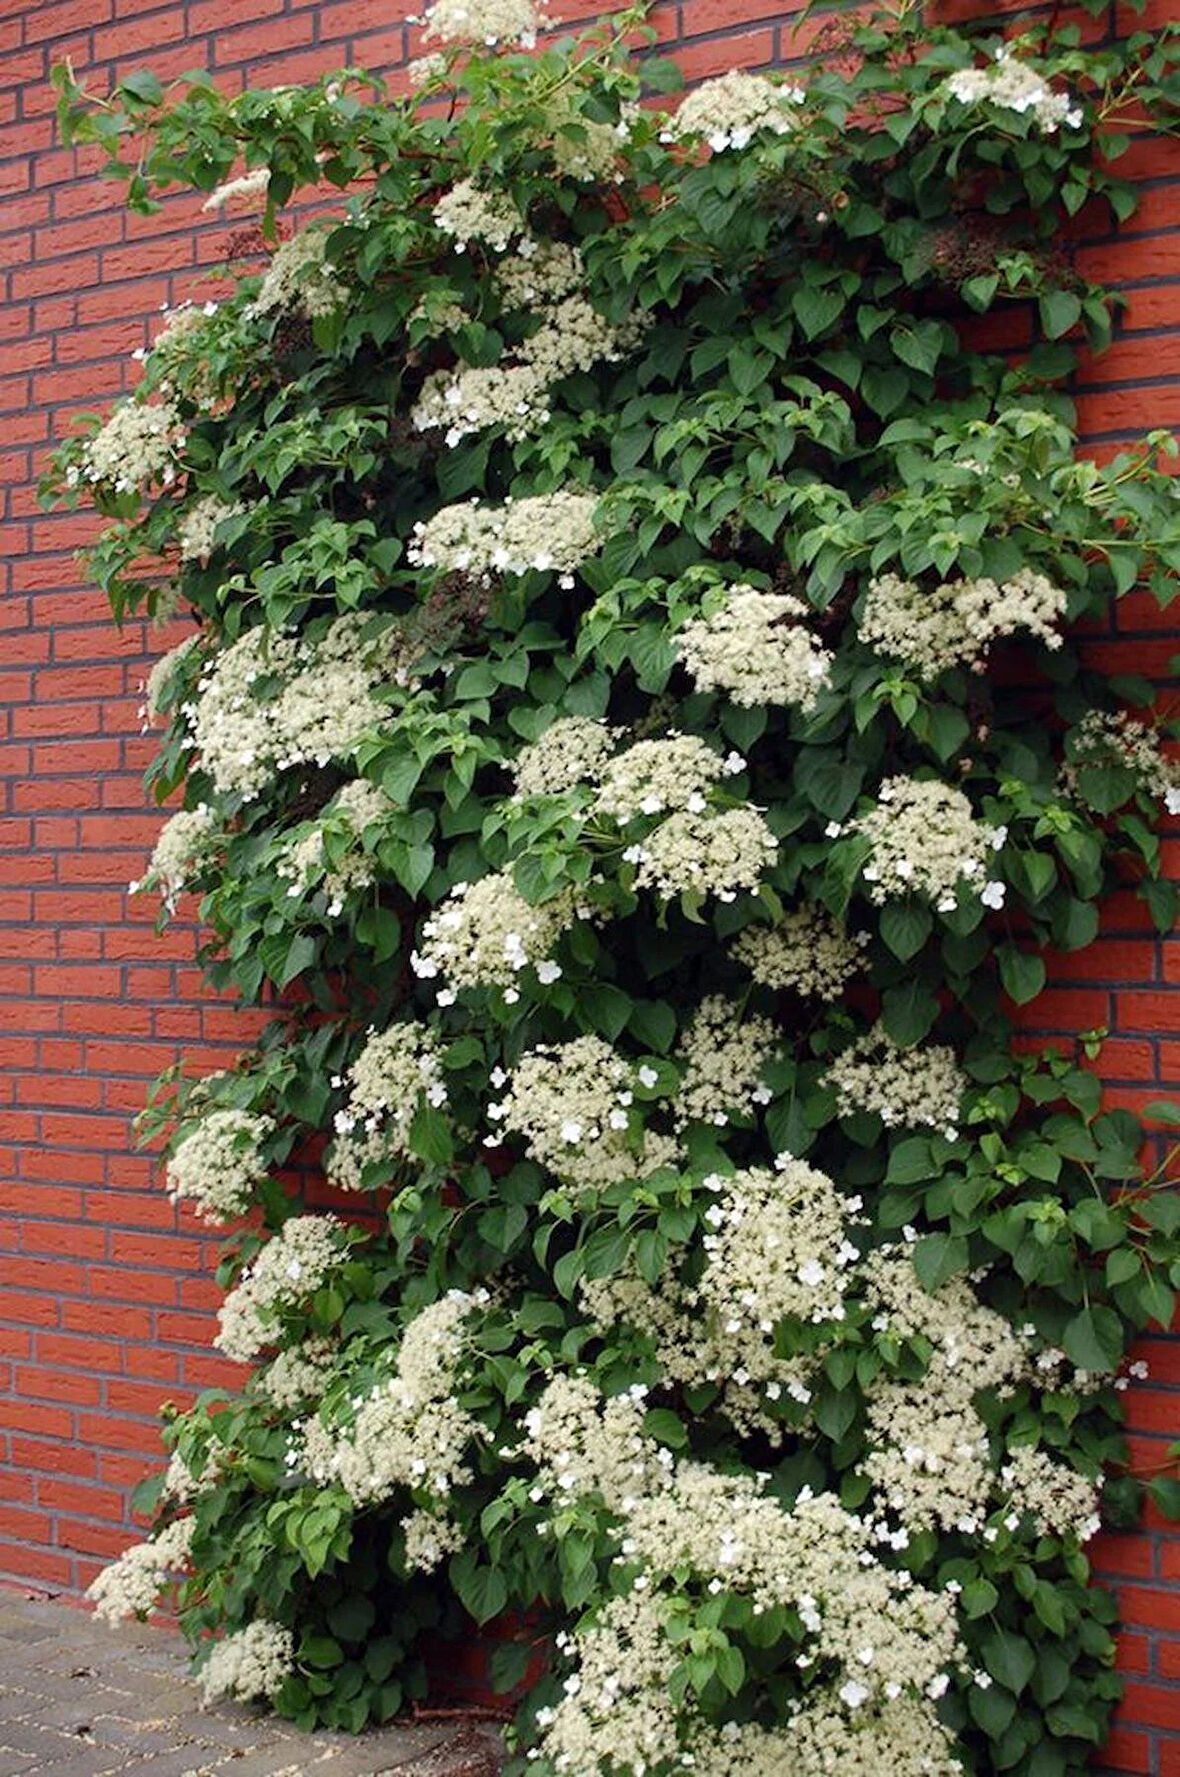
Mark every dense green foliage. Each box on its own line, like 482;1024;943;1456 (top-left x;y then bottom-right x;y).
47;3;1180;1770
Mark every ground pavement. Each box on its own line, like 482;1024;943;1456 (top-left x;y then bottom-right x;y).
0;1594;503;1777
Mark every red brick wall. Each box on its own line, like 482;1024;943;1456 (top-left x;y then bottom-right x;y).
0;0;1176;1768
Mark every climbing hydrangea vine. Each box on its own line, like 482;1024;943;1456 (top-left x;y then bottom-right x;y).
46;0;1180;1769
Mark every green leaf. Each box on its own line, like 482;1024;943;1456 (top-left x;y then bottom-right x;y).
880;900;932;962
1040;291;1083;339
793;287;845;340
861;365;910;417
436;435;490;500
119;70;164;105
962;1576;999;1617
628;999;678;1052
1062;1305;1124;1373
885;1138;935;1185
813;1381;857;1443
913;1233;968;1293
409;1103;453;1167
641;55;684;93
880;979;939;1046
450;1551;508;1626
277;932;318;987
962;273;1000;311
643;1407;688;1449
889;321;941;375
1142;877;1178;935
327;1595;377;1642
999;946;1047;1006
300;1634;344;1670
969;1681;1017;1736
1148;1477;1180;1520
581;982;633;1041
983;1629;1037;1696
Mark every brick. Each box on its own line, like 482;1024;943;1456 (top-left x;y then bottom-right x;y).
1101;1725;1152;1774
35;1478;124;1520
1121;1683;1180;1735
0;1541;73;1587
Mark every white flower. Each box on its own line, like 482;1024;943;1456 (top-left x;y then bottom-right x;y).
676;586;831;711
420;0;544;47
667;71;806;152
853;777;997;908
202;167;271;213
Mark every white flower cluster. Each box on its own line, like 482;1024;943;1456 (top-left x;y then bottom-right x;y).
142;300;221;400
493;1036;679;1190
410;291;470;337
198;1621;295;1706
1062;709;1180;814
160;1446;222;1506
689;1698;962;1777
166;1107;274;1224
419;0;543;47
940;48;1082;134
673;996;776;1129
202;167;271;213
277;779;392;916
522;1374;669;1513
135;803;221;912
250;228;344;321
176;496;246;564
144;633;201;722
550;108;624;183
512;716;615;799
412;873;578;1004
631;805;778;904
663;70;806;153
825;1025;966;1138
532;1591;683;1776
1000;1446;1101;1543
327;1020;447;1192
216;1214;348;1365
433;179;523;252
186;616;396;800
584;1161;860;1440
408;52;449;89
859;567;1067;680
495;237;586;309
731;905;866;1000
698;1160;859;1341
153;299;218;350
412;293;648;447
298;1291;484;1507
408;489;601;588
329;774;393;825
86;1518;195;1624
595;734;732;823
256;1336;337;1411
525;1378;962;1776
76;397;181;495
849;776;1005;910
402;1508;466;1573
860;1249;1031;1536
676;587;833;710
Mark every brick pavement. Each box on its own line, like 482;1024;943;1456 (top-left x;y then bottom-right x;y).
0;1594;502;1777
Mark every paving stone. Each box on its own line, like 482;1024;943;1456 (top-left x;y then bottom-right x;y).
0;1599;503;1775
0;1754;38;1777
